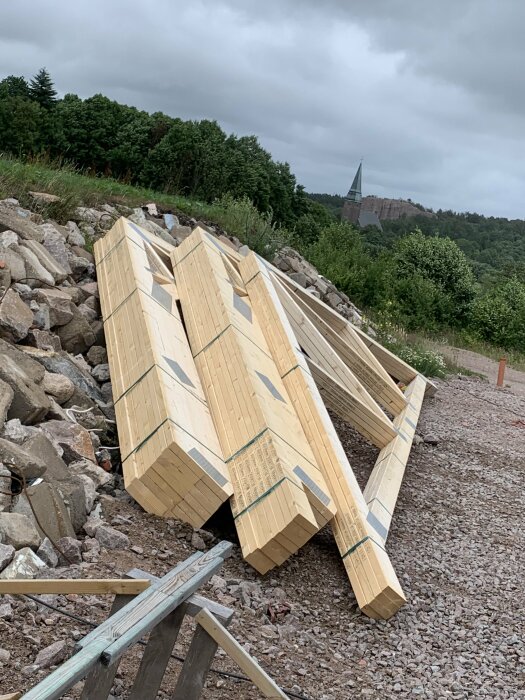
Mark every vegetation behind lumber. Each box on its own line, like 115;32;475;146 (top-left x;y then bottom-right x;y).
1;68;524;357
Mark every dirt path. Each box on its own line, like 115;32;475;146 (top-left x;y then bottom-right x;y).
430;344;525;398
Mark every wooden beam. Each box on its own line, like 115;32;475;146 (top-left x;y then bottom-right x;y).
0;694;21;700
271;274;397;449
364;375;426;542
95;219;232;527
276;274;407;415
0;579;151;595
172;230;335;574
269;263;436;397
239;253;406;620
195;609;289;699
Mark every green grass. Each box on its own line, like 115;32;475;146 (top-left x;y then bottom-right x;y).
0;156;291;256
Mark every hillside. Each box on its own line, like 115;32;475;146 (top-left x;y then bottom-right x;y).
0;190;522;699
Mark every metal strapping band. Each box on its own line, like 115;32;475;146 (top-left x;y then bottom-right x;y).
366;497;393;515
342;534;386;559
233;477;287;520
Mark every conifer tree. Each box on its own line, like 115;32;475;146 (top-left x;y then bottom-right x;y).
29;67;57;109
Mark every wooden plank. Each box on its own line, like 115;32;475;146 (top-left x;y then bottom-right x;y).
278;277;407;415
171;600;234;700
239;253;406;619
128;605;187;700
22;544;232;700
271;273;397;449
173;229;335;573
269;263;436;396
80;594;134;700
0;579;151;595
95;219;232;527
125;568;234;621
195;609;289;699
364;375;426;542
0;694;21;699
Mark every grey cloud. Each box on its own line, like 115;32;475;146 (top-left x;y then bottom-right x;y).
0;0;524;217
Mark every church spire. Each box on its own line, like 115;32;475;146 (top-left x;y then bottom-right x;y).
346;161;362;203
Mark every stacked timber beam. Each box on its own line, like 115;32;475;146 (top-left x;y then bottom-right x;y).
95;218;433;619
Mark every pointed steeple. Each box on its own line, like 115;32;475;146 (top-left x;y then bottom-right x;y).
346;162;362;203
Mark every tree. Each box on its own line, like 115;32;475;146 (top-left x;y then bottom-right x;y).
391;230;476;326
0;75;30;99
469;277;525;349
0;96;43;154
29;68;57;109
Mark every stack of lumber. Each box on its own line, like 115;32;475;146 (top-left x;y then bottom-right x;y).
95;219;232;527
95;218;434;619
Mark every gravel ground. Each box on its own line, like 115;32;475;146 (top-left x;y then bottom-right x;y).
0;375;523;699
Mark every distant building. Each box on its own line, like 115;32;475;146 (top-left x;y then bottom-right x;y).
341;162;382;230
341;163;434;228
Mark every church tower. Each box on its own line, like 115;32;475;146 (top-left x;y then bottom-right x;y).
341;162;362;224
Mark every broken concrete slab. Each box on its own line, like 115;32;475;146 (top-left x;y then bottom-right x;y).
20;239;68;284
69;459;113;489
0;288;33;341
0;512;41;549
0;547;46;579
0;437;46;479
56;307;96;354
13;481;76;542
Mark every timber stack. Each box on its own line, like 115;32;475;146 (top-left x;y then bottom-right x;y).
95;217;435;620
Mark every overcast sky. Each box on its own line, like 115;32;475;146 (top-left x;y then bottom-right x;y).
1;0;524;218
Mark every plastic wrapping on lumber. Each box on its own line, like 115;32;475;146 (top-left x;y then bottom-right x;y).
172;229;336;573
238;252;406;619
94;219;232;527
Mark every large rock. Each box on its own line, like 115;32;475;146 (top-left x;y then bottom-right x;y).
16;244;55;287
36;537;58;567
13;481;76;541
21;240;68;284
0;230;19;248
40;420;96;463
0;289;33;341
18;347;105;404
26;329;62;352
0;205;44;243
40;224;73;274
57;536;82;565
21;432;87;532
94;524;130;550
0;543;14;571
34;288;74;327
0;379;14;429
0;464;11;511
56;307;96;354
87;345;107;366
91;364;110;383
0;437;46;479
0;547;46;579
34;640;68;669
0;247;26;281
41;371;75;404
66;221;85;247
0;513;41;549
30;300;51;330
0;339;50;424
69;459;113;488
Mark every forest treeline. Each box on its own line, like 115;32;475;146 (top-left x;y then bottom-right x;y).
1;69;524;352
